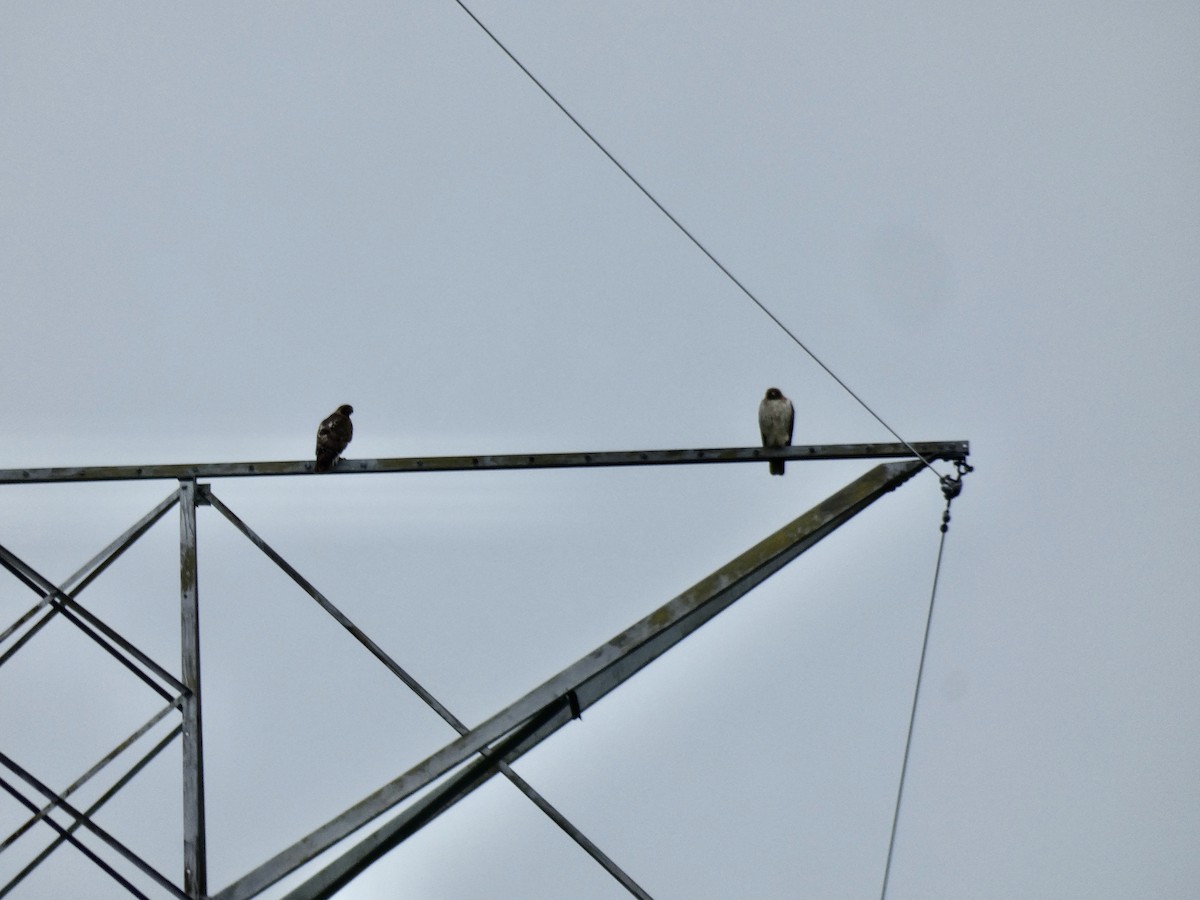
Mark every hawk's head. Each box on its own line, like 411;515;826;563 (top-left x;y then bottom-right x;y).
337;405;354;416
764;388;784;400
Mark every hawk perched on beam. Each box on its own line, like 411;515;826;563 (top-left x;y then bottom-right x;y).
315;405;354;472
758;388;794;476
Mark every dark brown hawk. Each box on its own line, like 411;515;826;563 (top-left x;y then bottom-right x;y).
758;387;794;476
315;405;354;472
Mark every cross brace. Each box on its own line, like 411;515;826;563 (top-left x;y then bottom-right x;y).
214;457;927;899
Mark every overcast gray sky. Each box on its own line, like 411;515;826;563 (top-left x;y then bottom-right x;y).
2;3;1199;898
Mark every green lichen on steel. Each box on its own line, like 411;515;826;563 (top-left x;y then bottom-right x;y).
648;606;673;628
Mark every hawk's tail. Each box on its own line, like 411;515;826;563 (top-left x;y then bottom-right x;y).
315;452;336;472
769;460;785;476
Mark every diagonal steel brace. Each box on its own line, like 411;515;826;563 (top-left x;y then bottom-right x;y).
215;458;924;899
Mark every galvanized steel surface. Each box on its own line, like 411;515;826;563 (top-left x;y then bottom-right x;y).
0;442;968;484
179;480;208;899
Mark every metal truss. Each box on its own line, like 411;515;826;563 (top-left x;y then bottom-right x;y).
0;442;967;899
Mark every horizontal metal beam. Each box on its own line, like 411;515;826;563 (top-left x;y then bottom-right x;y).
214;458;924;900
0;442;967;485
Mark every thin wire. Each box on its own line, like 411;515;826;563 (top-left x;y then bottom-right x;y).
880;503;952;899
453;1;943;480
